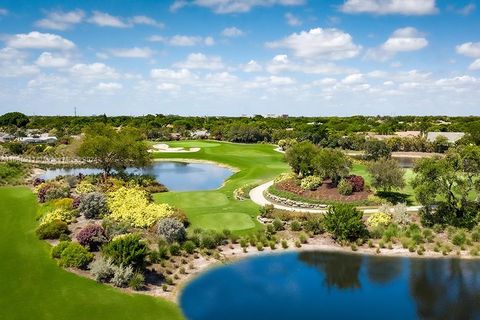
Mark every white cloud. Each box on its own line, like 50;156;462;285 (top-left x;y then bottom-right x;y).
150;68;196;80
35;52;70;67
266;28;361;60
367;27;428;61
70;63;119;79
96;82;123;90
7;31;75;50
0;48;39;77
340;0;438;15
222;27;245;37
129;15;164;28
266;54;355;74
285;12;302;26
247;75;296;88
35;9;85;30
342;73;364;84
456;3;476;15
157;83;181;91
170;0;305;14
243;60;263;72
174;53;224;69
469;59;480;70
109;47;154;58
88;11;129;27
456;42;480;58
88;11;163;28
148;35;215;46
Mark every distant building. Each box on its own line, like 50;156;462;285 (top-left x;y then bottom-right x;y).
0;133;14;143
367;131;422;141
395;131;421;138
191;130;210;139
18;134;57;144
427;132;465;143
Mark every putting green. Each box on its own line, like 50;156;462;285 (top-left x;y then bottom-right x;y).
154;191;229;209
191;212;255;231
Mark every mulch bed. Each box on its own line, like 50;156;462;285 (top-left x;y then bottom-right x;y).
275;179;371;202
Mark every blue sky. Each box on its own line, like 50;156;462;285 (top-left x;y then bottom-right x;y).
0;0;479;116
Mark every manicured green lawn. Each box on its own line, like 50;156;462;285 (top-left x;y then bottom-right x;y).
0;187;184;320
152;141;289;234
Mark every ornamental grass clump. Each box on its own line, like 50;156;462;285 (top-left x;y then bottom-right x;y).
107;186;175;228
102;233;149;270
78;192;109;219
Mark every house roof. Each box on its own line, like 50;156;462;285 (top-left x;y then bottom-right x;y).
426;132;465;143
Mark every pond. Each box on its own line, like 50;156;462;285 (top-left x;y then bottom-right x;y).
180;251;480;320
39;161;233;192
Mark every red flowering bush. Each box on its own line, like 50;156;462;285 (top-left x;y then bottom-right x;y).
346;175;365;192
76;224;107;251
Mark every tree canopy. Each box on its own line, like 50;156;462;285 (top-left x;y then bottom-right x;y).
78;124;151;175
368;158;405;192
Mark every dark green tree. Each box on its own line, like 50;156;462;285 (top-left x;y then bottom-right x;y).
78;123;151;175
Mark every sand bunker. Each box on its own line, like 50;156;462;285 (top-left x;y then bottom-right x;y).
150;143;200;153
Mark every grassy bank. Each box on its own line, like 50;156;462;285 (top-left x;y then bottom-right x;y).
0;187;184;320
152;141;289;234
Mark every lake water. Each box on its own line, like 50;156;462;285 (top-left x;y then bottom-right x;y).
39;161;233;191
180;251;480;320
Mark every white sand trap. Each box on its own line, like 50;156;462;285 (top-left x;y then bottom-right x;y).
149;143;201;153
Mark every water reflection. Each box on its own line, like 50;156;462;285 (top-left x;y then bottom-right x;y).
180;251;480;320
39;161;233;191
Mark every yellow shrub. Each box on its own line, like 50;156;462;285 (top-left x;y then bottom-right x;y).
75;180;97;194
107;186;174;228
52;198;74;209
41;208;77;225
367;212;392;229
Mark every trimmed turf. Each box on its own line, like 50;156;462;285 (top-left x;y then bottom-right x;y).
152;140;289;234
192;212;255;231
0;187;184;320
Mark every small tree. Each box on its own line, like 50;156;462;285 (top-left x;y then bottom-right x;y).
285;141;319;177
368;158;405;192
324;204;367;241
156;218;186;244
78;123;151;176
313;148;352;185
364;140;391;161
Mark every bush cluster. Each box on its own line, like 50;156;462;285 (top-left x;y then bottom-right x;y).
78;192;109;219
300;176;322;191
338;179;353;196
76;224;107;250
156;218;186;244
102;233;149;270
36;220;69;239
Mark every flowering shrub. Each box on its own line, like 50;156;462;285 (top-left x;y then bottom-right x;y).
345;175;365;192
75;180;97;194
78;192;109;219
367;212;392;229
300;176;323;191
41;208;77;225
274;172;296;183
51;241;71;259
107;186;174;228
52;198;74;210
76;224;107;250
36;182;70;203
156;218;186;243
33;178;45;187
338;179;353;196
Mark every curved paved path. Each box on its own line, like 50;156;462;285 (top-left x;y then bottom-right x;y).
249;181;422;214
